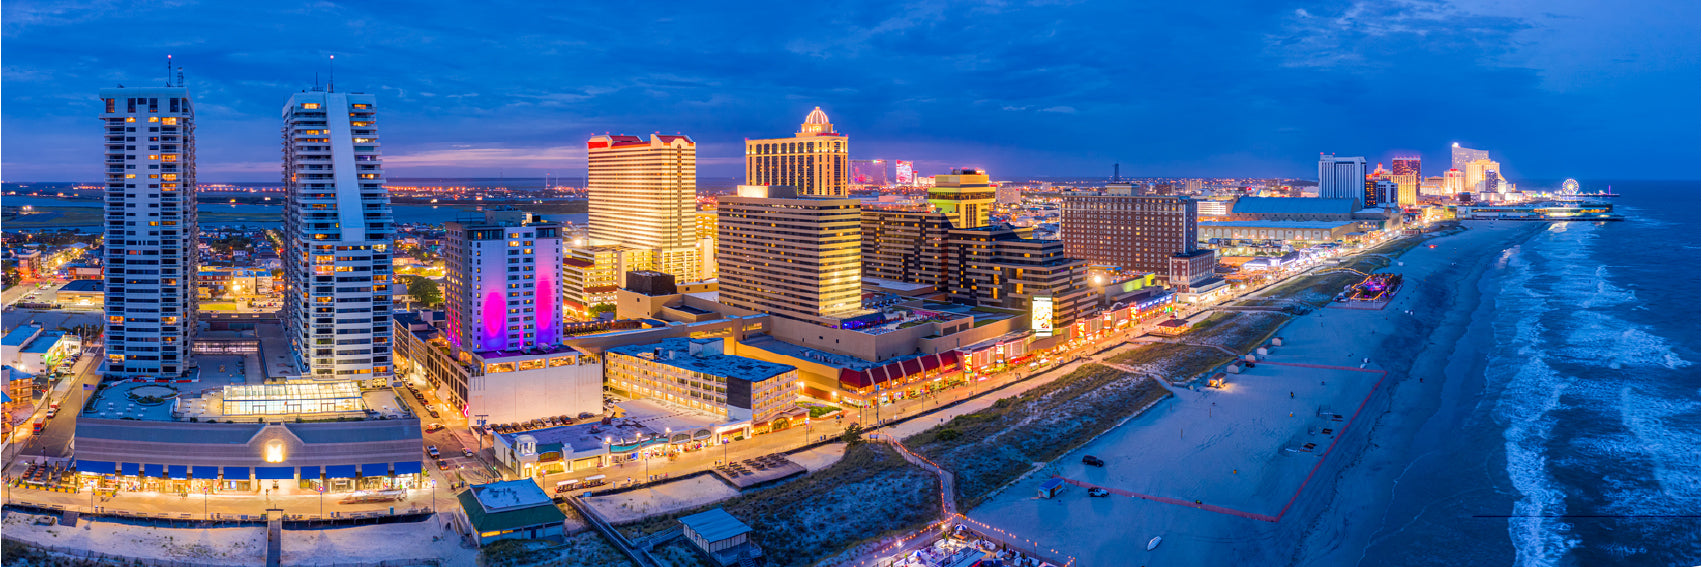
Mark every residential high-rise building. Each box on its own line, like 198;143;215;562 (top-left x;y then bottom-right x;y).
585;134;698;279
1451;143;1489;170
718;186;868;326
442;208;562;354
928;168;996;229
1060;192;1200;285
561;245;640;318
281;89;394;380
695;210;718;281
1317;154;1368;210
745;107;849;197
100;84;197;379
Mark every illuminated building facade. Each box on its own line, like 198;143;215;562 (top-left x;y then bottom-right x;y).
928;168;996;229
100;84;198;379
604;338;800;423
1451;143;1489;170
443;208;562;354
585;134;699;280
1318;154;1368;210
745;107;849;197
281;89;394;380
1391;157;1420;207
1444;169;1466;195
1060;193;1201;285
718;186;868;327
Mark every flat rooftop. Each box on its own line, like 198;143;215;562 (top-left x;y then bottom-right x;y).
494;418;656;455
469;480;553;512
605;338;794;382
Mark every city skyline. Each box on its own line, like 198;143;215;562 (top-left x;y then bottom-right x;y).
2;2;1697;182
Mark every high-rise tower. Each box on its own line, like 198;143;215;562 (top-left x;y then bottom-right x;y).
1391;157;1421;207
928;168;996;229
100;83;197;379
585;134;699;279
281;89;394;380
443;209;562;354
1450;143;1488;170
718;186;867;327
745;107;849;197
1317;154;1368;209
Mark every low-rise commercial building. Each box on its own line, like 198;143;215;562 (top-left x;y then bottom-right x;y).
456;480;567;546
604;338;799;424
680;508;762;566
56;279;105;307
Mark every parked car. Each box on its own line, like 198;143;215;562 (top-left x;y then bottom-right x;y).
1082;455;1106;467
424;423;444;433
436;460;450;471
462;448;475;458
1087;488;1110;497
426;445;440;458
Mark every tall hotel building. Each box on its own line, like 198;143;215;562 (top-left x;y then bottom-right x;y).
443;208;561;354
1059;190;1201;284
718;186;868;326
100;84;197;379
745;107;849;197
1317;154;1368;209
584;134;699;280
1391;157;1420;207
1451;143;1489;170
281;89;395;380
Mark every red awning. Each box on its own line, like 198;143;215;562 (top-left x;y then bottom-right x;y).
920;354;941;372
900;358;923;377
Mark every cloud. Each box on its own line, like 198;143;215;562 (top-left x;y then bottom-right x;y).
1039;106;1076;114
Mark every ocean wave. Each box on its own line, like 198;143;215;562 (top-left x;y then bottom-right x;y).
1490;247;1580;567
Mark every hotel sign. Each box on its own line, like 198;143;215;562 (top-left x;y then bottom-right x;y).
1032;296;1054;337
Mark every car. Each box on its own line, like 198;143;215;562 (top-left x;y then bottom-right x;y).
424;423;444;433
45;408;57;419
462;448;475;458
427;409;440;418
1081;455;1106;467
1088;488;1110;497
436;460;450;471
426;445;440;458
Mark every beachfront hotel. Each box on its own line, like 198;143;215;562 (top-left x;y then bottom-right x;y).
603;338;800;424
279;87;395;381
717;185;869;327
1317;154;1368;210
583;133;700;280
100;82;198;379
1059;191;1201;285
744;107;850;197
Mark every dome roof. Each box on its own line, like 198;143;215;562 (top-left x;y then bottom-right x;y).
804;106;830;125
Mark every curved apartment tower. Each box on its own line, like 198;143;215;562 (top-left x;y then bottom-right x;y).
281;89;394;381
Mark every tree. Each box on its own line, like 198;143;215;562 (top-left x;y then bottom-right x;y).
841;423;866;446
401;275;442;308
588;303;616;317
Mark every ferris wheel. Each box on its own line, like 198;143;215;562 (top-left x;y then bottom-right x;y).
1559;179;1580;195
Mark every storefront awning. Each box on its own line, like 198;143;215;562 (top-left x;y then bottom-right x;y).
143;464;164;478
838;351;963;390
223;466;250;479
77;460;116;475
167;465;189;480
120;462;139;476
255;467;294;480
325;465;357;479
192;466;218;479
360;463;390;477
392;461;422;475
299;466;321;479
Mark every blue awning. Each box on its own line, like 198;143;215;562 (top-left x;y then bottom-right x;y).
360;463;390;477
76;460;116;475
255;467;294;480
223;466;250;479
192;466;218;479
143;464;164;478
299;466;321;479
167;465;189;480
392;461;422;475
120;462;138;476
325;465;357;479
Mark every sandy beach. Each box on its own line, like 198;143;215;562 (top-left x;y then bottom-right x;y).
966;222;1546;565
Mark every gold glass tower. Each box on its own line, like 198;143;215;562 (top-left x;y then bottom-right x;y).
928;168;996;229
585;133;699;279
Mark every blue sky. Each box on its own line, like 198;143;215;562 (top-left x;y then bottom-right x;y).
3;0;1696;182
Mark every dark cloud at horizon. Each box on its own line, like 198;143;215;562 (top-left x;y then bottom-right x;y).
3;0;1696;183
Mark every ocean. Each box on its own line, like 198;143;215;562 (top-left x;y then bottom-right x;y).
1359;180;1700;566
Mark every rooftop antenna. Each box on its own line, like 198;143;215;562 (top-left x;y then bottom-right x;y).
328;55;335;93
165;54;173;86
177;66;185;88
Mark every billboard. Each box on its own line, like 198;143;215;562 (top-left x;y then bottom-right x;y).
851;160;889;187
1031;295;1054;337
895;160;914;185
